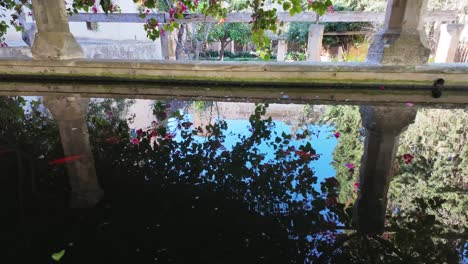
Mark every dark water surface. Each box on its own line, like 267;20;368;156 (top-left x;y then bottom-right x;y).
0;96;466;264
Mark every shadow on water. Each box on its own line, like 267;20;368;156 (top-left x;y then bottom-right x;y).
0;96;466;264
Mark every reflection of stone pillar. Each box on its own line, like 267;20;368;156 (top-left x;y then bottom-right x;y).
367;0;430;65
31;0;83;60
354;106;417;234
44;96;103;208
277;40;287;62
434;24;464;63
307;24;324;62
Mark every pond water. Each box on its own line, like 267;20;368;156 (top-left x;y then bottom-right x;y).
0;96;466;264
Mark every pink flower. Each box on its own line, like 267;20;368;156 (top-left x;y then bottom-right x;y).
145;9;150;14
380;86;385;90
327;5;334;13
402;153;414;164
130;138;140;145
345;163;355;170
333;132;340;138
178;1;187;13
136;129;143;136
169;8;176;20
164;133;174;141
353;182;360;189
92;6;98;14
406;102;414;107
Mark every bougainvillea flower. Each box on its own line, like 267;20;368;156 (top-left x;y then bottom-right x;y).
402;153;414;164
164;133;175;140
294;150;318;161
345;163;355;170
130;138;140;145
136;129;143;136
49;155;84;165
353;182;360;189
333;132;340;138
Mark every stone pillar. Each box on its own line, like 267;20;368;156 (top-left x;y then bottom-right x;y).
160;33;169;60
160;30;177;60
307;24;324;62
434;24;464;63
354;106;417;234
367;0;430;65
31;0;83;60
277;40;287;62
43;96;103;208
168;30;178;60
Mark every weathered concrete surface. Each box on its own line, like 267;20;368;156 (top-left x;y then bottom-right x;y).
435;24;465;63
43;96;103;208
307;24;324;62
31;0;83;60
0;39;163;60
354;106;417;234
367;0;431;65
0;60;467;106
79;39;163;60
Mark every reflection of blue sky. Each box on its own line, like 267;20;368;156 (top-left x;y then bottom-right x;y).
169;114;337;186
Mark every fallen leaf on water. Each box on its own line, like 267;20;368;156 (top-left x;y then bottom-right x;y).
51;249;66;262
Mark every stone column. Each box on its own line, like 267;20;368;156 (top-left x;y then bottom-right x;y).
277;40;287;62
434;24;464;63
168;30;178;60
43;96;103;208
307;24;324;62
31;0;83;60
367;0;430;65
354;106;417;234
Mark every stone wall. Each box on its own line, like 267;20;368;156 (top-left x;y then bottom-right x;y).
0;39;163;60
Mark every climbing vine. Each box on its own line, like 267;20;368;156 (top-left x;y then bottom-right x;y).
0;0;333;58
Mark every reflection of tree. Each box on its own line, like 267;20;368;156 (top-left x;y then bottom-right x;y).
389;109;468;236
1;97;466;263
316;105;467;263
319;105;364;205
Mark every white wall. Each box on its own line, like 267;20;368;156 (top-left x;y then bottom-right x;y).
3;0;154;43
69;0;149;41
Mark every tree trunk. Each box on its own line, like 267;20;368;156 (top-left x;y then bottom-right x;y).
219;40;231;61
176;24;185;60
219;41;225;61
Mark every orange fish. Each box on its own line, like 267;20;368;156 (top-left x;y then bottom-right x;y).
49;155;84;165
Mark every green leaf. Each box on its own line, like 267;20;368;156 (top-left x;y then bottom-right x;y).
51;249;66;262
282;2;291;11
